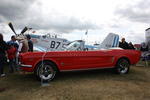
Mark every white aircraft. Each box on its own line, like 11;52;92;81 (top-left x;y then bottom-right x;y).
8;22;119;51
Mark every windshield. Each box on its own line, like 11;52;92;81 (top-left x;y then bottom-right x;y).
65;41;81;50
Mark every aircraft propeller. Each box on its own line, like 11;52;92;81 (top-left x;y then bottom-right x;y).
8;22;28;36
8;22;17;35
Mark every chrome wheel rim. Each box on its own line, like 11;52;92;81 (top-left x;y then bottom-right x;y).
118;60;129;74
39;64;55;80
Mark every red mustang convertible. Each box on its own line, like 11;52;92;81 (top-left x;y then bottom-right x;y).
19;49;141;81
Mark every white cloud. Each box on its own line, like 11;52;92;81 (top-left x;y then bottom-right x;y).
0;0;149;44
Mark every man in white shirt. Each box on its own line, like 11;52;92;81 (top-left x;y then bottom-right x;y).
16;35;29;53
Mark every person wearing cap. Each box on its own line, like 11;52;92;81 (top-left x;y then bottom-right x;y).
17;35;29;53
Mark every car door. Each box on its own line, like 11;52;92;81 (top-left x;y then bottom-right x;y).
75;50;114;69
57;51;82;70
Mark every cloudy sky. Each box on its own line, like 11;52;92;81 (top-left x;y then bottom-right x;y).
0;0;150;44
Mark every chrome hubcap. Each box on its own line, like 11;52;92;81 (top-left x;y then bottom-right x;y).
39;65;55;80
118;60;129;74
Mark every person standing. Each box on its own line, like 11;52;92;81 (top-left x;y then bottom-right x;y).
17;35;29;53
26;34;33;52
7;43;17;73
0;33;8;77
119;38;129;49
7;35;19;68
140;42;149;61
7;35;19;49
140;42;148;52
128;42;135;50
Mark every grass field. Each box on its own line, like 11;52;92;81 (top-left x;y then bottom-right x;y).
0;63;150;100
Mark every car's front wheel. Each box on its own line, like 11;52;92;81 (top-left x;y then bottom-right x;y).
36;61;57;81
115;58;130;74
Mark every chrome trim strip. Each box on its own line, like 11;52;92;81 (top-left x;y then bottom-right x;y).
61;66;115;72
20;64;32;68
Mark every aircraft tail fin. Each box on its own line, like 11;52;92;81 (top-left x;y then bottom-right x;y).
98;33;119;49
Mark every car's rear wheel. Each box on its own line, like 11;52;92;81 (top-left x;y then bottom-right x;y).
115;58;130;74
36;61;57;81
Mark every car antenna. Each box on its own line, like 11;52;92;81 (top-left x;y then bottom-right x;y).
40;48;50;87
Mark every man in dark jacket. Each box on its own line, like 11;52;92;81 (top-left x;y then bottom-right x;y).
26;34;33;52
0;33;8;77
119;38;129;49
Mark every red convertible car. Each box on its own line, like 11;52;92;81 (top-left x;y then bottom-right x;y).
19;49;141;81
